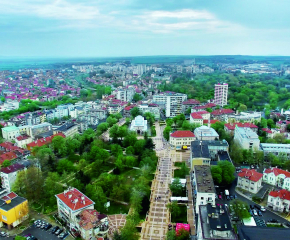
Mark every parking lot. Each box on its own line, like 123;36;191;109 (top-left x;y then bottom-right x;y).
20;225;68;240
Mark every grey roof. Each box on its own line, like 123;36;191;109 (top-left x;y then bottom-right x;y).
57;123;76;132
217;151;232;162
191;140;228;159
0;196;26;211
237;226;290;240
194;165;215;193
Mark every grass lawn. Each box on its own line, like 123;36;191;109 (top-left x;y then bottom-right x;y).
106;201;130;215
43;205;57;214
172;205;187;223
120;168;141;186
267;223;285;228
174;169;187;178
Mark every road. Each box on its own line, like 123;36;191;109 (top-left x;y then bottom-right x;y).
101;118;126;141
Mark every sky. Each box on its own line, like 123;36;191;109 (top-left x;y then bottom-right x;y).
1;0;290;57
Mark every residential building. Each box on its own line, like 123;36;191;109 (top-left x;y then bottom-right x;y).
182;99;200;112
267;189;290;212
260;143;290;158
1;163;26;192
211;109;235;121
27;133;66;151
225;111;262;123
190;140;229;168
55;188;95;231
75;209;109;239
192;165;215;213
189;111;210;125
0;192;29;229
169;131;195;149
197;204;237;240
116;87;135;102
263;167;290;191
2;126;20;140
224;122;258;135
54;123;78;138
123;105;136;118
194;126;219;141
15;135;32;148
138;104;160;120
234;127;260;150
152;91;187;117
276;120;290;133
130;115;147;134
18;122;52;139
237;168;263;194
214;83;228;107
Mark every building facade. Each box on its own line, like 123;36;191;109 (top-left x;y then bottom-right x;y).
169;131;196;149
1;163;26;192
237;169;263;194
214;83;228;107
194;126;219;141
267;189;290;212
234;126;260;150
263;167;290;191
2;126;20;140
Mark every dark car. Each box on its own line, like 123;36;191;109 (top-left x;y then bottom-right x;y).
234;194;237;199
45;224;52;230
230;195;234;200
285;222;290;227
250;205;254;209
258;211;262;216
60;232;69;239
52;226;60;234
231;216;239;221
268;219;278;223
226;196;230;200
255;205;261;210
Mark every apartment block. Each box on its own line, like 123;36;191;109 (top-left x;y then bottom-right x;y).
214;83;228;107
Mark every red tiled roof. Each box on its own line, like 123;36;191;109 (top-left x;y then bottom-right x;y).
0;152;17;163
56;188;94;211
124;105;136;111
204;103;216;108
190;113;203;119
170;131;195;138
16;135;30;141
224;122;258;130
211;109;234;116
1;163;24;174
269;189;290;201
203;120;219;124
1;192;17;201
78;209;107;230
196;111;209;115
238;168;263;182
264;167;290;178
27;133;65;148
262;128;273;134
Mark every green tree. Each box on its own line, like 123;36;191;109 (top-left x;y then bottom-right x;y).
109;124;120;140
167;201;181;220
2;160;11;168
166;230;177;240
118;126;128;140
230;199;251;219
56;159;76;173
133;93;143;102
44;172;64;206
163;126;172;141
170;178;183;196
181;120;191;130
51;135;66;155
111;144;123;157
211;165;222;184
134;140;145;155
218;161;235;185
115;155;125;171
131;107;141;118
85;184;107;213
123;133;137;147
126;146;135;155
107;116;118;127
125;156;136;167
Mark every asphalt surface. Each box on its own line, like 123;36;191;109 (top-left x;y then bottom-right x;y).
216;176;290;225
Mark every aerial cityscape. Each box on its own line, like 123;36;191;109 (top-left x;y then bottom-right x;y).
1;1;290;240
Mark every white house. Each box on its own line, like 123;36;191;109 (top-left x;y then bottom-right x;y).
55;188;95;231
2;126;20;140
234;126;260;150
189;113;204;126
1;163;26;192
169;130;196;148
267;189;290;212
263;167;290;191
237;168;263;194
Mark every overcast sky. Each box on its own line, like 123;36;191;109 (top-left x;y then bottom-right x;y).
1;0;290;57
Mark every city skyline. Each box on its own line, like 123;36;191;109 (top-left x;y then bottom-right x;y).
1;0;290;57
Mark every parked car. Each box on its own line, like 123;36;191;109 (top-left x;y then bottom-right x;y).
52;226;60;234
268;219;279;223
230;195;234;200
59;232;69;239
284;222;290;227
253;209;258;216
45;223;52;230
0;232;7;237
255;205;261;210
231;216;239;221
260;206;266;212
258;210;262;216
234;194;237;199
250;205;254;209
55;229;63;236
226;196;230;201
218;195;222;199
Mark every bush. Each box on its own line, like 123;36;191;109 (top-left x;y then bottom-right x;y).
252;196;262;203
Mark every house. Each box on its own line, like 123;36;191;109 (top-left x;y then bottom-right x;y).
190;140;229;168
211;109;234;121
15;135;32;149
267;189;290;212
1;163;26;192
192;165;215;213
189;112;204;126
194;126;219;141
75;209;109;239
123;105;136;118
54;123;78;138
182;99;200;112
237;169;263;194
55;188;95;231
263;167;290;191
0;192;29;229
276;120;290;133
27;133;66;151
2;126;20;140
169;131;195;149
225;111;262;123
260;143;290;159
197;204;237;240
138;104;160;120
234;127;260;150
224;122;258;135
130;115;147;134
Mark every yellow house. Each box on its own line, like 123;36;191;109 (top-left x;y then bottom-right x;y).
0;192;29;229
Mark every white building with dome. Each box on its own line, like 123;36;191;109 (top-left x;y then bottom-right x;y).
130;115;148;134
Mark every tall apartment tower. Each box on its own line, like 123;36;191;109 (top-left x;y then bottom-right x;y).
214;83;228;107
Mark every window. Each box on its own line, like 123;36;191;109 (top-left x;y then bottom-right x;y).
201;197;204;200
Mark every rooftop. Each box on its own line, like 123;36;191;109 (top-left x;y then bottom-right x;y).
193;165;215;193
2;126;18;132
269;189;290;201
56;188;94;212
264;167;290;178
194;126;219;138
0;192;27;212
170;130;195;138
235;127;259;140
1;163;25;174
238;168;263;182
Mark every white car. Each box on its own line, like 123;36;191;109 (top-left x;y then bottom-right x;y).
260;206;266;212
253;209;258;216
